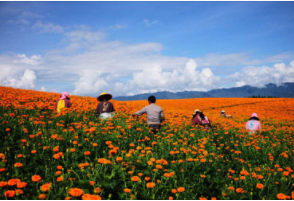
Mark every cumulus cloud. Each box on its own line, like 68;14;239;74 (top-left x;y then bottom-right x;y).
32;20;65;33
0;69;37;89
40;86;46;91
229;61;294;87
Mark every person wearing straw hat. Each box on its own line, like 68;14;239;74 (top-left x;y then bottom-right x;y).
245;113;262;134
55;92;72;113
95;92;115;120
191;109;201;125
221;110;233;118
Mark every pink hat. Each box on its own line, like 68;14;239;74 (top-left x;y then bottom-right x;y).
251;113;258;118
60;92;70;100
249;113;259;120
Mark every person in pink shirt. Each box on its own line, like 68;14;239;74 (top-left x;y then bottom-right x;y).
245;113;262;134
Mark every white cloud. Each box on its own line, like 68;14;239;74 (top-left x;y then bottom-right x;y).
40;86;46;91
32;20;65;33
7;11;43;26
230;61;294;87
143;19;159;26
13;54;43;66
0;69;37;89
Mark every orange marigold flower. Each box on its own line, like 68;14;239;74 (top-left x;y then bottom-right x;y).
39;194;47;200
84;151;91;156
68;188;84;197
14;162;22;168
32;175;42;182
82;194;102;200
146;182;155;188
8;178;21;186
124;188;131;193
277;193;290;200
15;189;23;195
169;196;173;200
89;181;96;186
199;197;207;200
0;181;8;187
94;187;102;194
256;183;264;189
131;176;140;182
116;157;123;162
40;182;53;192
57;176;64;182
240;170;249;176
171;189;177;194
65;197;72;200
16;181;27;188
211;197;217;200
236;188;243;193
177;187;185;193
57;165;63;170
4;190;15;197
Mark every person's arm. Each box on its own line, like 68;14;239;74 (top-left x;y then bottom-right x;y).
66;100;72;108
95;104;101;115
132;107;147;116
160;109;165;122
245;121;249;130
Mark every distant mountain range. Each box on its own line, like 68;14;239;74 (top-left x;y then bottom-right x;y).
114;82;294;101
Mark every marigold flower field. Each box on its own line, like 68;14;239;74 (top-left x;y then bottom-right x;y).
0;86;294;200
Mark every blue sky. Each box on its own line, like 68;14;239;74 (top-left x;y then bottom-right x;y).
1;1;294;96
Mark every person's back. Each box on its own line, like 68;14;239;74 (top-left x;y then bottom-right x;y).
95;92;115;120
245;113;262;134
133;95;165;134
141;103;164;125
55;92;72;113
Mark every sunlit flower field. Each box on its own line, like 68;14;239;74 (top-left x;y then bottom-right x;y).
0;86;294;200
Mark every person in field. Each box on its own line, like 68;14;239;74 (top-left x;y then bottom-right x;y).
192;109;212;130
95;92;115;120
245;113;262;134
220;110;233;118
132;95;165;134
55;92;72;113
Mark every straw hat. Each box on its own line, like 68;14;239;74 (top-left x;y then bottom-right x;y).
221;110;225;113
97;92;112;102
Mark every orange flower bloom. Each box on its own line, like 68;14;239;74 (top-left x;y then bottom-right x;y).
57;176;64;182
256;183;264;189
14;162;22;168
15;189;23;195
82;194;102;200
236;188;243;193
89;181;96;186
177;187;185;193
146;182;155;188
84;151;91;156
171;189;177;194
4;190;15;197
40;183;53;192
124;188;131;193
32;175;42;182
68;188;84;197
8;178;21;186
16;181;27;188
39;194;47;200
131;176;140;182
94;187;102;194
116;157;123;162
277;193;290;200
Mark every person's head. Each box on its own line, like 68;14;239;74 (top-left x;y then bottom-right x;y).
148;95;156;104
192;109;200;118
97;92;112;102
249;113;260;121
221;110;225;116
199;112;205;120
